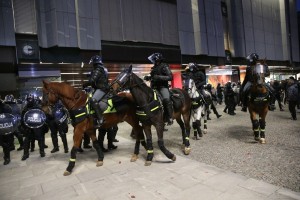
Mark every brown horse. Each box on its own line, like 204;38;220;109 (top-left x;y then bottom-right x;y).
247;60;270;144
112;66;192;166
42;80;145;175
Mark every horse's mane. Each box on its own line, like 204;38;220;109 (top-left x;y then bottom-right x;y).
49;82;82;99
131;72;153;94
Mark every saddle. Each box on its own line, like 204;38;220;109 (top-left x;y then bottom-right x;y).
68;95;132;125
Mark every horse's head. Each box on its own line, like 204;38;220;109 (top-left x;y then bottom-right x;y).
42;80;59;106
251;63;267;87
183;77;197;96
111;65;133;91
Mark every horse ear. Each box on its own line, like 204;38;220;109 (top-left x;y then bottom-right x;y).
42;80;50;88
128;65;132;73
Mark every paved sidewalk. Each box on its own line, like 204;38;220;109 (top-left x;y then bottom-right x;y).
0;126;300;200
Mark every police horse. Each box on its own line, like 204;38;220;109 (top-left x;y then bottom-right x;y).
184;77;212;139
112;66;192;166
247;61;270;144
42;80;145;175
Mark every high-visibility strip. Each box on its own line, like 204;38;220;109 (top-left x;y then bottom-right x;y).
147;150;154;153
185;137;189;140
69;158;76;162
150;106;159;112
75;112;86;118
253;129;259;131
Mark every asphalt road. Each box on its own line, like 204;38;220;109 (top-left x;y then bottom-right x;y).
117;104;300;192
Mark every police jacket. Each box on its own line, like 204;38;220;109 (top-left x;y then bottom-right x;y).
150;62;173;88
0;101;12;114
86;64;109;91
192;70;206;89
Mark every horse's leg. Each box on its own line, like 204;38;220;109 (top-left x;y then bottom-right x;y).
176;117;190;155
250;112;260;142
87;128;104;166
155;122;176;163
125;115;146;162
64;125;84;176
259;110;268;144
144;125;154;166
203;109;208;134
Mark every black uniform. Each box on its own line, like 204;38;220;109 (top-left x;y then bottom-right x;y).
4;97;24;151
145;53;173;125
272;80;284;111
47;101;69;153
83;55;110;128
0;101;14;165
241;53;274;112
21;96;48;160
205;84;221;119
224;82;236;115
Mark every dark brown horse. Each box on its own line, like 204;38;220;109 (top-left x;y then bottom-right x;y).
112;66;192;166
42;80;145;175
247;60;270;144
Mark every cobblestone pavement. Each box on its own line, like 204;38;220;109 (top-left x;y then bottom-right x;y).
0;104;299;200
120;104;300;192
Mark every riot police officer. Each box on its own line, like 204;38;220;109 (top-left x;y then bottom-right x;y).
185;63;209;106
144;53;173;125
205;84;222;119
0;100;15;165
46;101;69;153
241;53;274;112
21;94;48;160
83;55;110;128
4;94;24;151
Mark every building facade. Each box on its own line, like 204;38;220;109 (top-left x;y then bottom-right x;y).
0;0;299;94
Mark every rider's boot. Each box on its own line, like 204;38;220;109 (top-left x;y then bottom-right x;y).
163;99;173;125
241;92;248;112
90;98;103;128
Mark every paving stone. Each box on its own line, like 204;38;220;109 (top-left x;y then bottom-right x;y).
239;178;281;196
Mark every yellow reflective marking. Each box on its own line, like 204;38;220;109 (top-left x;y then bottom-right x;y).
151;106;159;112
103;99;117;114
69;158;76;162
75;112;86;118
147;150;154;153
253;129;259;131
185;137;189;140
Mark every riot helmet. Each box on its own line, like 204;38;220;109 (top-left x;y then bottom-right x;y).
148;53;164;64
246;53;259;65
4;94;15;103
89;55;103;66
26;93;36;106
185;63;198;72
206;84;212;90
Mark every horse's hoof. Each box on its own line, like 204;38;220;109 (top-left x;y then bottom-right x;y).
145;161;152;166
203;129;207;134
171;155;176;161
260;138;266;144
130;154;138;162
63;171;71;176
184;147;191;155
96;161;103;167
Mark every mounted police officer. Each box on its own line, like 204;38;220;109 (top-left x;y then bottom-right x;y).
83;55;110;128
144;53;173;125
241;53;274;112
185;63;209;106
4;94;24;151
0;100;15;165
21;94;48;160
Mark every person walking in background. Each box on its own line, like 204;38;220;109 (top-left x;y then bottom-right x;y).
286;78;299;120
272;80;284;111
